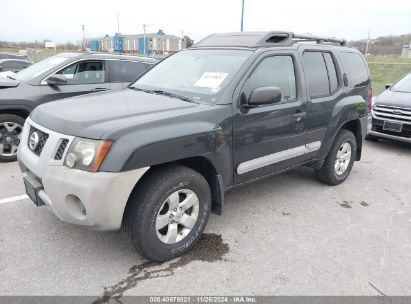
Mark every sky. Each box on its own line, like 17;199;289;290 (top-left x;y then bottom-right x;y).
1;0;411;44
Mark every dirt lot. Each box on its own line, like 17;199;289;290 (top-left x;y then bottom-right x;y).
0;140;410;299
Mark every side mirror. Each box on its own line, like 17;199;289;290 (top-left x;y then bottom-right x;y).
247;86;282;107
385;83;392;90
47;74;67;86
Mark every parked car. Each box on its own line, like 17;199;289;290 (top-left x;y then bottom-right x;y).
0;52;31;61
18;31;371;261
368;72;411;143
0;52;157;161
0;59;33;73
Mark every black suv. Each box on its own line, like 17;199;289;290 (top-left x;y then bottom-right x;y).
18;32;371;261
0;53;157;161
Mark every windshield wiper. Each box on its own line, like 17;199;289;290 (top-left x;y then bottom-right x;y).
7;75;16;80
151;90;194;103
129;87;194;103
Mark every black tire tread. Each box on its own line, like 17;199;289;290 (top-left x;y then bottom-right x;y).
0;114;25;162
314;129;357;186
123;164;210;261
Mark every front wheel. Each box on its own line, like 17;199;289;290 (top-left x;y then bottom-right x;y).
124;165;211;262
0;114;25;162
314;129;357;186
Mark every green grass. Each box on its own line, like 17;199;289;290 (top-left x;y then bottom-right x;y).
366;56;411;95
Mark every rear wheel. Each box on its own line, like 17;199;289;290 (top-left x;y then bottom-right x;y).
314;129;357;185
124;165;211;262
0;114;25;162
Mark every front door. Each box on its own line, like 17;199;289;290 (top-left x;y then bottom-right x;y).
233;52;310;184
40;60;110;103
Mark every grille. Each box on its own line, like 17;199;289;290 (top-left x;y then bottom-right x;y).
373;105;411;123
54;139;69;160
28;126;49;156
372;118;411;138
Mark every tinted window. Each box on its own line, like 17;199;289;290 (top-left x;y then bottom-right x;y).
339;52;369;87
57;60;105;84
303;52;330;98
323;53;338;93
244;56;297;102
110;61;123;82
122;61;147;82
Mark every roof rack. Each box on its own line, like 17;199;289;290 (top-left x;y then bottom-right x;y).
193;31;347;48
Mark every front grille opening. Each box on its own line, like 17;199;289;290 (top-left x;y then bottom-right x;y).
54;139;69;160
28;126;49;156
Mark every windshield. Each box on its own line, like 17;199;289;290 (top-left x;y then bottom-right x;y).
130;49;252;103
13;54;76;82
392;73;411;93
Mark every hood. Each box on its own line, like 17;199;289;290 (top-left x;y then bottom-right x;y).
374;89;411;109
30;89;208;139
0;77;20;88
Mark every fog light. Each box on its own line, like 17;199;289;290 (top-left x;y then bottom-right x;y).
66;194;86;220
65;153;77;168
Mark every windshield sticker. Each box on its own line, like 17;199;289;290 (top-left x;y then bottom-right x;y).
194;72;228;89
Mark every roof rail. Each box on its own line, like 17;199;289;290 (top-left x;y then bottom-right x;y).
291;33;347;46
193;31;348;48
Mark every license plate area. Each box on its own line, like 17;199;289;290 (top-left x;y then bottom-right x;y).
23;173;45;207
383;120;402;133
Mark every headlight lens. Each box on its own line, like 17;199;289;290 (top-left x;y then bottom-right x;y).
64;138;112;172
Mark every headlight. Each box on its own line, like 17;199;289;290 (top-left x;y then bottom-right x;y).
64;138;112;172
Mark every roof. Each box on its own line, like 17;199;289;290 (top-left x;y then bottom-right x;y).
66;52;158;63
193;31;347;48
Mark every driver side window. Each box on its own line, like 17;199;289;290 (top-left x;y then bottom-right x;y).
243;55;297;102
56;61;106;85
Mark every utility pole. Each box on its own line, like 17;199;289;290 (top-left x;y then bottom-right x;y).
143;24;147;55
117;13;120;33
81;25;85;49
365;28;371;56
240;0;245;32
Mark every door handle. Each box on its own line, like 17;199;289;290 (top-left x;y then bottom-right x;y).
292;112;306;119
91;87;108;92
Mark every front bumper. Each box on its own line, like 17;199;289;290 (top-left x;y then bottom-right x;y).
369;130;411;143
369;116;411;144
18;118;149;231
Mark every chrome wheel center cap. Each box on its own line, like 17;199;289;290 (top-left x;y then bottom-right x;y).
171;209;184;222
6;136;11;142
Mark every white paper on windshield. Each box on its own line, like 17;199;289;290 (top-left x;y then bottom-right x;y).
194;72;228;89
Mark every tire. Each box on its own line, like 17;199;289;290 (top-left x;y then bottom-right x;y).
314;129;357;186
124;164;211;262
0;114;25;162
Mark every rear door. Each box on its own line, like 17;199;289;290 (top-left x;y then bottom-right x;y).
40;60;110;103
299;47;343;149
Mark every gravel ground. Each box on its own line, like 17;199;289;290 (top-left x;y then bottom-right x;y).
0;139;410;298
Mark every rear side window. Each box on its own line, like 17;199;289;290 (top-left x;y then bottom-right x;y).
303;52;330;98
122;61;146;82
323;53;338;93
339;52;369;87
110;61;123;82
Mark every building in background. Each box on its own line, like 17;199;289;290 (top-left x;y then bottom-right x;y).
402;42;411;58
92;30;182;55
